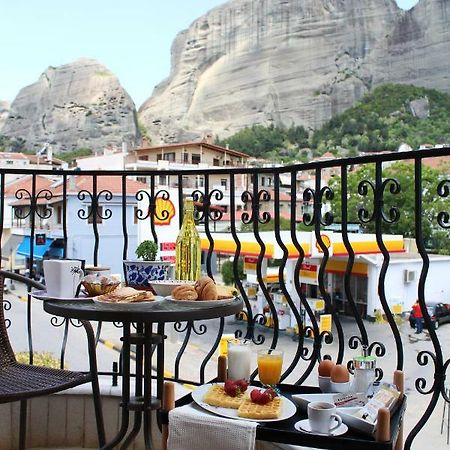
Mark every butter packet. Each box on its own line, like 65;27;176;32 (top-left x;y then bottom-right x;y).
352;383;400;424
333;392;368;408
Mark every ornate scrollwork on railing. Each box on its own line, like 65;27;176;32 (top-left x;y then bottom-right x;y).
152;189;172;223
3;299;11;328
415;350;438;395
235;312;266;345
174;321;189;333
302;186;334;226
50;316;66;327
437;180;450;228
77;189;113;220
240;190;271;225
192;322;207;336
357;178;401;225
14;188;54;220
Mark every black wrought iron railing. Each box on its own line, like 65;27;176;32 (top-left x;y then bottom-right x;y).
1;146;450;448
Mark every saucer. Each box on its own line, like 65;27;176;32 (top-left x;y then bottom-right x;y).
294;419;348;436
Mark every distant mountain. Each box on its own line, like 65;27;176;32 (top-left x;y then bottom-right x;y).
0;58;140;153
139;0;450;144
0;101;9;130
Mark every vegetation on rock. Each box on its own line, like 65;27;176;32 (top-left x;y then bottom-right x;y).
217;84;450;159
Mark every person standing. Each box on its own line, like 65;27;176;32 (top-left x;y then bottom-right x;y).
412;299;423;334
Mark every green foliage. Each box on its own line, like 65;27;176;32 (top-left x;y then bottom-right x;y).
312;84;450;153
328;162;450;254
135;240;158;261
216;124;309;161
59;147;92;164
15;351;64;369
221;258;245;285
216;84;450;160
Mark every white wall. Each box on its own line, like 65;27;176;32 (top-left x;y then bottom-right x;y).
368;257;450;316
76;153;126;170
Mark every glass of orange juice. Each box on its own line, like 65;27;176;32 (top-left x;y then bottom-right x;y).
257;349;283;385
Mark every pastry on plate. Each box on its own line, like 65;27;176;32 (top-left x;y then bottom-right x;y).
195;276;218;300
171;284;198;300
96;286;154;303
216;285;238;300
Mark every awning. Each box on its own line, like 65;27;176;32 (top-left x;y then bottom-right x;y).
1;234;24;261
16;236;63;260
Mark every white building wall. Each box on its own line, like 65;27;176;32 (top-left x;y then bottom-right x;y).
76;153;126;170
368;257;450;316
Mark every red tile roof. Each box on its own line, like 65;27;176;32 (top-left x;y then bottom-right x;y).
51;175;147;196
4;175;54;196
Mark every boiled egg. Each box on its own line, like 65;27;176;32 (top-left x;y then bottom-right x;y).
318;359;335;377
330;364;350;383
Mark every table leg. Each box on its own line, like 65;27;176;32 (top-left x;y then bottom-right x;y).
121;323;145;449
143;323;154;450
101;323;132;450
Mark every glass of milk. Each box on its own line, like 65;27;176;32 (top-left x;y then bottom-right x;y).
227;339;251;381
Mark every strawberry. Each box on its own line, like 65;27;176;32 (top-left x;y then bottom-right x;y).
250;388;272;405
250;387;279;405
235;379;249;392
224;380;240;397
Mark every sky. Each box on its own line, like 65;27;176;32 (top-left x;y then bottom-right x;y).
0;0;419;109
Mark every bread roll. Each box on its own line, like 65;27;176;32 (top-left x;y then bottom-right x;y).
172;284;198;300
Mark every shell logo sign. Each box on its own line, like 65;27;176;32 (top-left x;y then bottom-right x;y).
315;234;331;252
154;197;176;226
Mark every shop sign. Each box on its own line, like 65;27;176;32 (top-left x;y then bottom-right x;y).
244;256;258;272
319;314;332;334
299;263;318;285
35;233;46;245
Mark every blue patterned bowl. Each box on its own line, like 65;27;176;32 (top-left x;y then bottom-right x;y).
123;260;174;290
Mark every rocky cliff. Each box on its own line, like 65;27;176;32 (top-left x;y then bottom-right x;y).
1;58;139;153
139;0;450;143
0;101;9;130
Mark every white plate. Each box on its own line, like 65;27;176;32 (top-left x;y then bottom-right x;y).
294;419;348;436
31;290;92;301
92;295;163;306
164;296;235;305
191;383;297;423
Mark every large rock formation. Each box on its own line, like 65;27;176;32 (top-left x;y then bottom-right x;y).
0;101;9;130
139;0;450;143
1;58;139;153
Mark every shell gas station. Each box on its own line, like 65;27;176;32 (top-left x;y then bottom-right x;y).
137;191;450;331
200;230;450;331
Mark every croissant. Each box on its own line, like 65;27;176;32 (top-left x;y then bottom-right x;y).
172;284;198;300
195;276;218;301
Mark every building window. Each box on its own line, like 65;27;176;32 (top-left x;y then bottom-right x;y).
159;174;167;185
221;179;227;188
136;176;147;184
192;154;201;164
213;158;220;166
139;155;149;161
184;153;189;163
87;206;103;224
157;153;162;161
163;152;175;162
196;177;204;188
56;206;62;224
261;177;266;187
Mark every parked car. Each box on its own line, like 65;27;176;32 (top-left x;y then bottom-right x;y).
409;301;450;330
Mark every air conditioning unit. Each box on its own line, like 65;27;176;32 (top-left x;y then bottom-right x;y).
404;270;416;283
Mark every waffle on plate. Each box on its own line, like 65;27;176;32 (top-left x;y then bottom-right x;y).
202;384;246;409
237;397;282;419
202;384;282;419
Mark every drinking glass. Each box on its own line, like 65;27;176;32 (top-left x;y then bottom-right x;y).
257;349;283;385
227;339;251;380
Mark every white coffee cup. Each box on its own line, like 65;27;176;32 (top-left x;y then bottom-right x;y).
307;401;343;434
43;260;84;298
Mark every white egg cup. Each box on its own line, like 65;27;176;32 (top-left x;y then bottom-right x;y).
330;380;352;393
318;375;332;393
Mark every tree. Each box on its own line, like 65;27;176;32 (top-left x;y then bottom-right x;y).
221;258;245;285
328;161;450;253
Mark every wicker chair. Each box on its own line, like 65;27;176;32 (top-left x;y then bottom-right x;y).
0;271;105;449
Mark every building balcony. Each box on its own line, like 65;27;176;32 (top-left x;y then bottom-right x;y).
1;146;450;449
